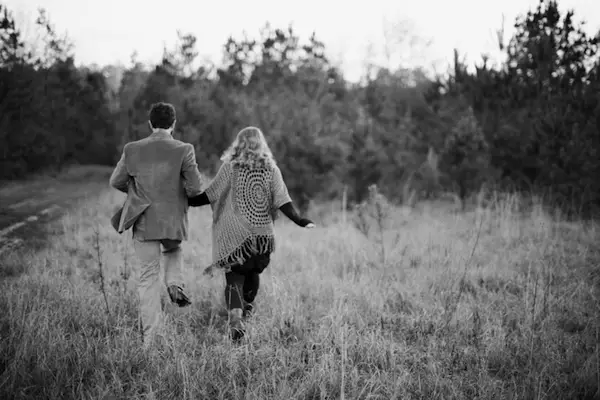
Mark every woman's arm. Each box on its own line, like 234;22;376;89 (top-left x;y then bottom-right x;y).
271;165;314;227
189;162;232;207
279;201;313;227
188;192;210;207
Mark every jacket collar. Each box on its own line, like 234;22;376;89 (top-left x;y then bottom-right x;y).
149;129;173;139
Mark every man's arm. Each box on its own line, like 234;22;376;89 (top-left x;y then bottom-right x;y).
181;143;203;197
109;147;130;193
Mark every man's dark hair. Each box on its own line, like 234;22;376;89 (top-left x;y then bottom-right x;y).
149;102;176;129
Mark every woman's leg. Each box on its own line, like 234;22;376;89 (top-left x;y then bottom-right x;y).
243;272;260;304
224;271;245;310
225;270;246;340
242;253;270;316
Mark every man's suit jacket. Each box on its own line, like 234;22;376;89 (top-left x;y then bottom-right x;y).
110;178;151;234
109;130;203;241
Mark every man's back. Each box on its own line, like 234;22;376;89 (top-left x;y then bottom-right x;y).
110;130;203;240
109;102;200;347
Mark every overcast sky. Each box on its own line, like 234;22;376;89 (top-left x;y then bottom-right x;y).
5;0;600;81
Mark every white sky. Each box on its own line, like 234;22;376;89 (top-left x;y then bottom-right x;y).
5;0;600;81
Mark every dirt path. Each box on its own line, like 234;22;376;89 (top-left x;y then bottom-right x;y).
0;166;113;256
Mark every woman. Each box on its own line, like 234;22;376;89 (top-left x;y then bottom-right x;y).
188;126;315;341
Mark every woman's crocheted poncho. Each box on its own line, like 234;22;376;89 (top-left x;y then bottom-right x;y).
204;161;292;272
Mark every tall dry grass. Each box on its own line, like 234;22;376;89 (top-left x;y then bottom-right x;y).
0;189;598;399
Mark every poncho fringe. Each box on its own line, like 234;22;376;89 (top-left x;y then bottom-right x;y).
209;234;275;272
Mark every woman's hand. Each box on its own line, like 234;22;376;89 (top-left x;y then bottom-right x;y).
278;202;315;228
298;218;315;228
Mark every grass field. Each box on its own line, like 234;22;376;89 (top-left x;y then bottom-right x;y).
0;184;599;399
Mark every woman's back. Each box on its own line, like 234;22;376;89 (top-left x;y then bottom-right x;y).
232;164;276;228
205;160;292;269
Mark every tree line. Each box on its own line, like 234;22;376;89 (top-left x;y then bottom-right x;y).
1;0;599;216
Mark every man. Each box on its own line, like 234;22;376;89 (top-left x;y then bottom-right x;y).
109;102;203;346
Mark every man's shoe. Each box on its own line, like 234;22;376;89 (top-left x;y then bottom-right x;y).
229;308;245;341
167;285;191;307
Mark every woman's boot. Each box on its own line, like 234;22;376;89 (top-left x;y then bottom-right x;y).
229;308;245;341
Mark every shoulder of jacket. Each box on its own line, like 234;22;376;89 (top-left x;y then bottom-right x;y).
123;141;138;153
126;136;150;147
172;140;194;150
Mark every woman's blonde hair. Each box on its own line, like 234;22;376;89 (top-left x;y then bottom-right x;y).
220;126;276;168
